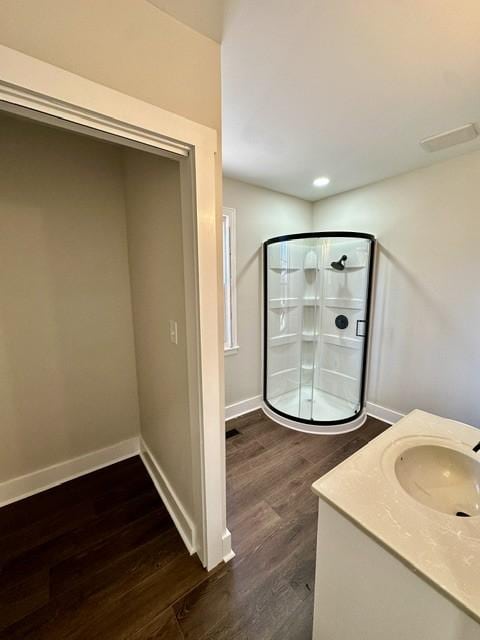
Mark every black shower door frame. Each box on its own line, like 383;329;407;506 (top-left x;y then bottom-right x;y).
263;231;376;427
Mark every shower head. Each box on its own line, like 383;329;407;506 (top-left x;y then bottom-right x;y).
331;255;348;271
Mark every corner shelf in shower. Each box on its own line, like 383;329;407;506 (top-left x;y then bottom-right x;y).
268;366;297;378
268;297;299;309
269;333;298;346
320;366;357;381
322;333;362;349
301;363;314;371
303;297;321;306
324;297;363;310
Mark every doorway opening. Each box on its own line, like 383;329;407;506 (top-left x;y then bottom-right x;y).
0;44;229;572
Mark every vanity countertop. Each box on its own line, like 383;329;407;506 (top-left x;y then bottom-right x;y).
312;410;480;623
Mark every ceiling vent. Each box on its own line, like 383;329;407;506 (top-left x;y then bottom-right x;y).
420;123;479;152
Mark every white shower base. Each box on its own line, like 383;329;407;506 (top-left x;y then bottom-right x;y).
263;387;366;435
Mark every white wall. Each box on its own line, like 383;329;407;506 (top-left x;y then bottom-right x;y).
223;178;312;410
123;150;195;519
0;115;140;483
313;149;480;427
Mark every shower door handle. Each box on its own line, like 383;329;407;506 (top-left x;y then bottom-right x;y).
356;320;367;338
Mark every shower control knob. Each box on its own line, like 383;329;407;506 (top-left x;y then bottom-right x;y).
335;315;349;330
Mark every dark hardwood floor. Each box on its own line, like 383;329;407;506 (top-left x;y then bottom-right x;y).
0;412;388;639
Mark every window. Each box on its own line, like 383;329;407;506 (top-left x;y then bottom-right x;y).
223;207;238;353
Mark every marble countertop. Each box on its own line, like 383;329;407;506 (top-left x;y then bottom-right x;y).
312;410;480;623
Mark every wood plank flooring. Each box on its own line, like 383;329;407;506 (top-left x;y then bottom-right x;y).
0;412;388;639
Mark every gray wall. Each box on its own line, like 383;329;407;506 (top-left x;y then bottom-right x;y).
124;150;194;518
0;115;140;482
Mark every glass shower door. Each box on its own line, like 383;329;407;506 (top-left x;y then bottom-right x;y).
264;238;306;420
311;237;372;423
264;232;374;432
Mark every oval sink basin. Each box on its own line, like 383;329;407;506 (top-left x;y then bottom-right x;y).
395;444;480;517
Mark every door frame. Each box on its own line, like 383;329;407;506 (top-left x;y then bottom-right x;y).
0;44;230;570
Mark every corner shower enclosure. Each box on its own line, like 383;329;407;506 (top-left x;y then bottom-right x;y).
263;232;375;434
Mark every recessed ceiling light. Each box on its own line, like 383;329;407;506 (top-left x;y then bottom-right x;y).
313;176;330;188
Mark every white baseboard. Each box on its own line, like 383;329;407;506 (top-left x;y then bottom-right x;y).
224;394;404;428
225;394;262;421
0;434;201;567
366;401;405;425
139;437;196;556
222;528;235;563
0;437;140;508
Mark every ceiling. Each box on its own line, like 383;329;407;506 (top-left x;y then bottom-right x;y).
222;0;480;200
146;0;224;42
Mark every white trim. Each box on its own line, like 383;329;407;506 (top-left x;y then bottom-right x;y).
225;394;404;431
224;345;240;356
0;438;139;508
366;401;405;425
222;528;235;562
225;394;263;421
0;45;226;571
179;156;208;564
0;45;217;153
263;402;368;435
0;432;208;563
139;438;196;556
0;88;190;158
222;207;238;351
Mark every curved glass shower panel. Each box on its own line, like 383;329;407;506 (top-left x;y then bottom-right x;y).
263;232;374;431
264;238;310;419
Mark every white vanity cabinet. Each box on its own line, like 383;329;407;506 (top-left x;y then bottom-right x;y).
311;410;480;640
